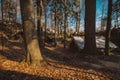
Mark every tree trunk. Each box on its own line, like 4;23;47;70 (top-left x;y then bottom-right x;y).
101;2;105;31
44;8;47;44
76;13;80;34
105;0;112;55
37;0;44;47
57;21;60;37
1;0;4;51
116;10;118;28
64;0;67;48
20;0;44;65
53;0;57;47
82;0;97;54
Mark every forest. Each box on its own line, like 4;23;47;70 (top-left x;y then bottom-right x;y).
0;0;120;80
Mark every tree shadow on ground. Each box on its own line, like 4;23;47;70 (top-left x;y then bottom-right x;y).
0;40;120;79
42;45;120;79
0;69;54;80
0;40;26;62
43;45;120;68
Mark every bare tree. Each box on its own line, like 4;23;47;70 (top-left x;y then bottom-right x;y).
82;0;97;54
20;0;44;65
105;0;112;55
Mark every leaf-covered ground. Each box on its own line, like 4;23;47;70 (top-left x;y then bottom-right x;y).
0;40;120;80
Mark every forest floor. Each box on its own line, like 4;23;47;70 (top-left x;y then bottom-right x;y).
0;39;120;80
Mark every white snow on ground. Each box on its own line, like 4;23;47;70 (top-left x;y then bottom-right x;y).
74;36;117;49
96;36;117;48
74;37;84;49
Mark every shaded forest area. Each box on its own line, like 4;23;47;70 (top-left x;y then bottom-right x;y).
0;0;120;80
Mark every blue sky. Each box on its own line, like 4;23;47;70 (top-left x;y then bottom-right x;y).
0;0;109;31
67;0;108;31
96;0;107;30
96;0;103;30
79;0;108;31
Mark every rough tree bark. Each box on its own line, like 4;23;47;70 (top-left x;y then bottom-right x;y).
20;0;44;65
82;0;97;54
